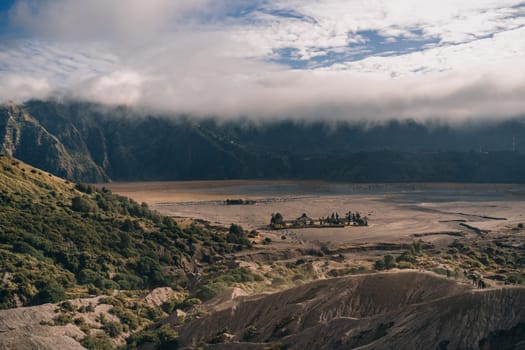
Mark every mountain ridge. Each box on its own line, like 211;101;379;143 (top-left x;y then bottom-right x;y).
2;99;525;183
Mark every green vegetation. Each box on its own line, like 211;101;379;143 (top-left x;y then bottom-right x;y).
374;254;396;271
441;240;525;285
98;313;123;338
5;100;525;184
193;267;263;301
243;325;259;341
0;156;251;308
371;239;525;285
53;313;73;325
225;199;256;205
270;213;284;228
270;211;368;230
80;333;113;350
226;224;252;247
127;324;179;350
327;265;367;277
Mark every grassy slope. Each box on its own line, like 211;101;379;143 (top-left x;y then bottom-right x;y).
0;155;252;309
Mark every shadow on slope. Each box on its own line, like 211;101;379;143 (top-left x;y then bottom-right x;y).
162;271;525;349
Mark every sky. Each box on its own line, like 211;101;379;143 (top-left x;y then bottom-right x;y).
0;0;525;121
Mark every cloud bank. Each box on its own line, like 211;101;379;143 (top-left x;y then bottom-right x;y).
0;0;525;121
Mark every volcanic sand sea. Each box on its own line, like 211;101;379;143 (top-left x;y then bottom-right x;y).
102;181;525;245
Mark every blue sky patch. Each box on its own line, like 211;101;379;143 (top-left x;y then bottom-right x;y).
269;29;440;69
0;0;15;34
355;29;439;57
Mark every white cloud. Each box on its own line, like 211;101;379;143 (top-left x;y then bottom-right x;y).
8;0;210;44
1;0;525;121
0;73;51;101
240;0;525;60
77;70;144;105
0;39;117;102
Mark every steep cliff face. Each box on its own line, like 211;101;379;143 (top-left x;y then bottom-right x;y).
17;100;271;182
2;99;525;183
170;272;525;349
0;103;108;182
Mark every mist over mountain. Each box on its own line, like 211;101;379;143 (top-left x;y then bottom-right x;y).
1;99;524;183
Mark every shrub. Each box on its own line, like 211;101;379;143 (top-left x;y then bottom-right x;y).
71;196;97;213
374;259;385;271
74;317;86;326
32;282;66;305
86;302;95;312
127;325;179;350
432;267;448;276
264;342;288;350
383;255;396;269
272;277;286;286
396;261;413;269
227;224;251;246
506;274;525;285
99;296;123;307
292;274;305;282
163;297;201;313
114;273;144;290
194;283;227;301
58;300;76;312
78;269;101;285
87;285;100;296
243;325;259;341
12;241;41;257
110;306;140;330
102;320;123;338
75;183;95;194
53;313;73;325
94;278;120;291
157;325;179;349
375;255;396;270
80;334;113;350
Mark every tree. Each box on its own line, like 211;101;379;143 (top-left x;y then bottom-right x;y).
157;325;179;350
75;183;94;194
383;255;396;269
229;223;244;237
374;259;385;270
71;196;97;213
32;282;66;304
78;269;101;284
227;224;250;246
270;213;284;227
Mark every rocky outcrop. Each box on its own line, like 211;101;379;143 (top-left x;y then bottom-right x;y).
142;287;182;307
0;303;85;350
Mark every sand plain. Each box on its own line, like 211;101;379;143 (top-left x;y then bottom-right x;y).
102;181;525;247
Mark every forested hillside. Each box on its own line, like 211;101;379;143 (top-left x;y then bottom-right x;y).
1;100;525;183
0;155;252;309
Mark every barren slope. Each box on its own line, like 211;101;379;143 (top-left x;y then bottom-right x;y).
168;272;525;349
